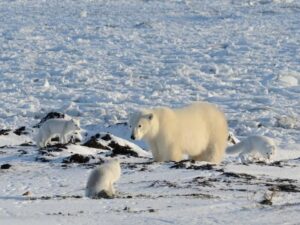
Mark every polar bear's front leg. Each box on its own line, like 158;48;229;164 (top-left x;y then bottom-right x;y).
108;181;115;196
149;142;162;162
163;144;183;162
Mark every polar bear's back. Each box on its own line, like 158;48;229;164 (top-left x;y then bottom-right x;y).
175;102;227;133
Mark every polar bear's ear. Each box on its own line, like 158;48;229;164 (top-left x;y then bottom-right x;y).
148;113;153;120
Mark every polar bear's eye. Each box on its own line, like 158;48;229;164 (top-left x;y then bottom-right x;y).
138;125;142;128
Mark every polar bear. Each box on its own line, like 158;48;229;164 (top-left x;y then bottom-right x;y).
226;135;277;163
85;159;121;198
36;118;80;148
129;102;228;164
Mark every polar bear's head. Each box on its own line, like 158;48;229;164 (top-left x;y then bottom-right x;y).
129;110;156;140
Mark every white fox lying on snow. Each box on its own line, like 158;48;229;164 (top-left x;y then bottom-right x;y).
226;135;277;162
36;118;80;148
85;159;121;198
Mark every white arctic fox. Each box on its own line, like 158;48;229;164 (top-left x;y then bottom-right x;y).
226;136;277;162
36;118;80;148
85;159;121;198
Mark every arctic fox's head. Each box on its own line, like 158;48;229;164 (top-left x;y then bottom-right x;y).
129;110;154;140
105;158;121;178
70;119;81;131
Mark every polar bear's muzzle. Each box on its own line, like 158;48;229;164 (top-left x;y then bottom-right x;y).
130;134;135;140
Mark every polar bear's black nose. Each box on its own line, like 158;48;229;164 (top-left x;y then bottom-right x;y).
131;134;135;140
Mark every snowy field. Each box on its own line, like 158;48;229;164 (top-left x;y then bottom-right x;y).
1;0;300;224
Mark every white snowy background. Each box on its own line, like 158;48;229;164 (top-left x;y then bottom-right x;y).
0;0;300;224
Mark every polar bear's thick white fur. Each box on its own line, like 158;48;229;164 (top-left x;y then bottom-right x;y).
129;102;228;164
36;118;80;148
85;159;121;198
226;135;277;162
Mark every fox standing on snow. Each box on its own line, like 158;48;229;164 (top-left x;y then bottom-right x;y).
85;159;121;198
226;135;277;162
36;118;80;148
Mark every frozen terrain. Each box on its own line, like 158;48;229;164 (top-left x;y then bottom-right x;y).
0;0;300;224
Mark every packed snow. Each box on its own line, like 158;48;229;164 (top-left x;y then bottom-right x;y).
0;0;300;224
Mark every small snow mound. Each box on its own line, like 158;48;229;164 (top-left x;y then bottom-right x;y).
80;10;87;18
43;79;50;88
277;70;300;87
275;115;299;129
83;132;151;158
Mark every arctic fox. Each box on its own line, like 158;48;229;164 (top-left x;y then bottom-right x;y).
85;159;121;198
226;136;277;162
36;118;80;148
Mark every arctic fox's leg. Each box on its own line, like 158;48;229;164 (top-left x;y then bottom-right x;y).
60;135;65;144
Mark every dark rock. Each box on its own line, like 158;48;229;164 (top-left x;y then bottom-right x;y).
170;160;216;171
101;134;112;141
94;190;114;199
34;112;65;128
82;135;110;150
149;180;178;188
222;172;256;180
18;150;28;155
63;154;90;164
0;129;11;136
35;157;50;162
20;142;33;146
1;163;11;169
13;126;28;136
109;141;138;157
39;143;67;151
269;184;300;193
259;198;273;205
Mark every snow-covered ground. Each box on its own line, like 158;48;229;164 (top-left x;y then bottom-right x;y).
0;0;300;224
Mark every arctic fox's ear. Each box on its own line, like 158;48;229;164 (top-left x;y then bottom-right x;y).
71;118;80;126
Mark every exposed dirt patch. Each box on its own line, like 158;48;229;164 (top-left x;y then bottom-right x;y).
39;143;68;151
0;129;11;136
13;126;29;136
170;160;223;172
18;149;28;155
20;142;34;146
35;157;51;162
269;184;300;193
101;134;112;141
1;163;12;169
109;141;138;157
191;176;215;187
222;172;256;180
82;134;110;150
63;154;90;164
149;180;178;188
28;195;82;201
